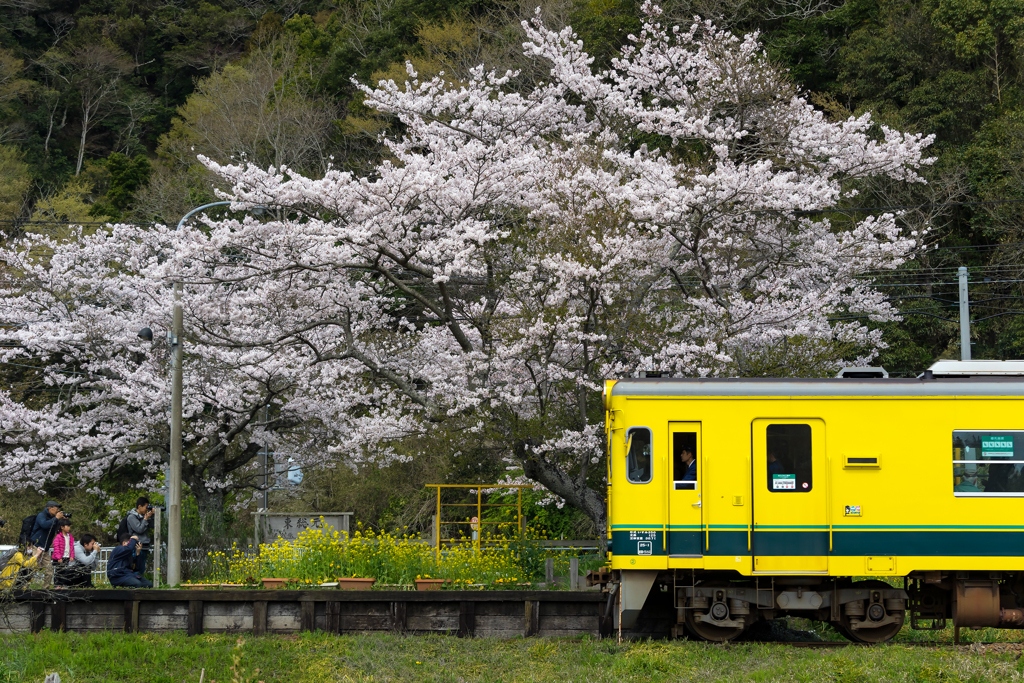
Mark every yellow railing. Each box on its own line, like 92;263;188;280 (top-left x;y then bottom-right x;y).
425;484;533;558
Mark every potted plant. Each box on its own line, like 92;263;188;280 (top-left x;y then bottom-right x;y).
414;576;448;591
336;577;376;590
261;577;290;589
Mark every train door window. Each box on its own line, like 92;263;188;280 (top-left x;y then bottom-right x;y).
673;431;698;490
953;430;1024;496
766;424;813;492
626;427;653;484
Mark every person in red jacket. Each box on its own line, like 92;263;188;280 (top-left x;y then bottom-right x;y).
51;519;76;587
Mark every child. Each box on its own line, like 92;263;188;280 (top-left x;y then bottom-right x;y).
51;519;75;587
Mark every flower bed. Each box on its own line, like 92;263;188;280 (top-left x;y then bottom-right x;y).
201;519;581;588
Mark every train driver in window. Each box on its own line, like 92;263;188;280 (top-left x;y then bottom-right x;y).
767;448;784;485
679;448;697;481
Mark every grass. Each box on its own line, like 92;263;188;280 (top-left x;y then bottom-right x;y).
4;630;1024;683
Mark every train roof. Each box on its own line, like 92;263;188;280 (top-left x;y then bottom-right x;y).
608;376;1024;398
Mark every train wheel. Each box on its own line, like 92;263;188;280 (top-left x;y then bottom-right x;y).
835;580;905;644
683;584;748;642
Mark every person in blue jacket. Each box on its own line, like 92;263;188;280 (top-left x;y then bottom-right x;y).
107;533;152;588
30;501;64;549
679;448;697;481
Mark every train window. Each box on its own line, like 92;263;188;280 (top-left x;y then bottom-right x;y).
626;427;653;484
953;430;1024;496
766;424;813;493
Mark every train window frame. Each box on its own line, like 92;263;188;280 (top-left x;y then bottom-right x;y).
953;430;1024;497
765;423;813;493
626;427;653;485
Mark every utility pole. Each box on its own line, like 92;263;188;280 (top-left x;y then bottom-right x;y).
262;404;269;511
163;201;268;586
958;266;971;361
168;279;183;587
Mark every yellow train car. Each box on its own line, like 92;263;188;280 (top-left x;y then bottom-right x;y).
605;362;1024;642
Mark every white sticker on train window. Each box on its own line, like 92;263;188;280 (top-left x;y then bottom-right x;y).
772;474;796;490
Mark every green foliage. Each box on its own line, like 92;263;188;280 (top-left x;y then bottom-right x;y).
569;0;642;69
0;144;29;221
89;153;152;218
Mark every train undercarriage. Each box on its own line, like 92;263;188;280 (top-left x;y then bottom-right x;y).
609;569;1024;643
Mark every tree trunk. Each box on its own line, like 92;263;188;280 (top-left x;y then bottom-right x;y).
75;111;88;176
186;475;227;538
518;442;607;538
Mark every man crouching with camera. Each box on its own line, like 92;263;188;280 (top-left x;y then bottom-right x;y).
107;533;152;588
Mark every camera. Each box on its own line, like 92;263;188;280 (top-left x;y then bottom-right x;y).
0;519;5;528
61;512;72;520
146;504;165;512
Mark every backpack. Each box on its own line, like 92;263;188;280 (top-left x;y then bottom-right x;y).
19;514;36;544
116;514;130;541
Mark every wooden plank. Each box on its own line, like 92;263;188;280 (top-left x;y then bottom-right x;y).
458;601;475;638
253;601;268;636
0;604;32;633
66;602;123;628
405;615;458;633
475;601;524;617
66;604;125;631
138;601;188;633
136;614;189;631
300;601;315;633
524;600;539;637
187;601;203;636
51;601;67;633
325;601;341;634
203;602;252;632
30;602;45;634
334;615;391;631
538;615;599;633
267;602;300;633
539;602;600;616
391;602;406;632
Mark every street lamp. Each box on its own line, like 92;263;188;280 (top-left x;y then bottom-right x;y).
140;200;267;587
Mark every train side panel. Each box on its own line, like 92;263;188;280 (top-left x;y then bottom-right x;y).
607;391;1024;575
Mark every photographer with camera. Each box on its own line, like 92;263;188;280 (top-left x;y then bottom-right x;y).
30;501;65;550
66;534;100;587
120;497;155;578
0;540;43;590
107;533;152;588
28;501;65;586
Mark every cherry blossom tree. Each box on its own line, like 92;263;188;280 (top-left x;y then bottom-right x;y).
0;225;366;530
1;7;933;532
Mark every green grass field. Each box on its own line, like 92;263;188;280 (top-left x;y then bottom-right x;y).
4;630;1024;683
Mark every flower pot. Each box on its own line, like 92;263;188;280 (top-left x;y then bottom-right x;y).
219;583;245;589
414;579;447;591
184;583;217;590
336;577;376;591
261;577;289;589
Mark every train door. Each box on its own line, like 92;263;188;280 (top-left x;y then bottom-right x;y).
668;422;703;557
752;419;828;573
